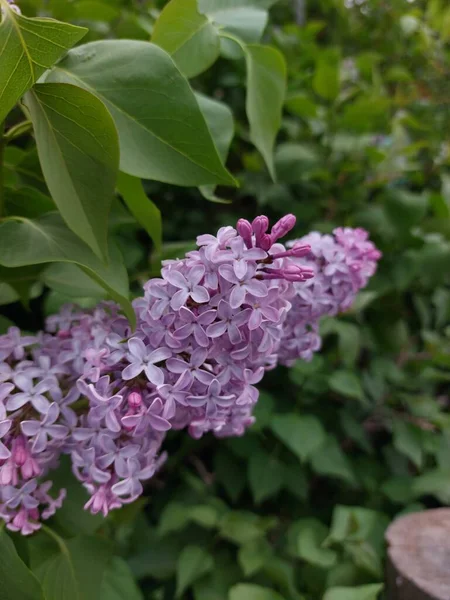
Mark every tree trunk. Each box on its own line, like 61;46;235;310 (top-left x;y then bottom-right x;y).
386;508;450;600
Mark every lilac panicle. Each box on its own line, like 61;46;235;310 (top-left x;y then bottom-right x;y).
0;216;380;535
279;227;381;365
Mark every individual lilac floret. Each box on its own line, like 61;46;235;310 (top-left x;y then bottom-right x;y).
279;227;381;365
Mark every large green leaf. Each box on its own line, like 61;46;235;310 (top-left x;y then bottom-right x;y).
0;213;134;325
0;3;87;122
117;173;162;253
100;557;143;600
176;546;214;597
23;83;119;261
152;0;220;78
42;263;107;299
271;414;326;461
45;40;236;187
245;44;286;180
34;530;111;600
0;528;44;600
196;92;235;203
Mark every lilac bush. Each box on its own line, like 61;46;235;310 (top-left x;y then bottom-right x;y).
0;216;380;534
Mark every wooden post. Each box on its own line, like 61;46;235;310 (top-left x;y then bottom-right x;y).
385;508;450;600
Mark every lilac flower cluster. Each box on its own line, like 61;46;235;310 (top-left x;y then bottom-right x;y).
0;327;68;535
70;215;313;514
0;216;380;534
278;227;382;365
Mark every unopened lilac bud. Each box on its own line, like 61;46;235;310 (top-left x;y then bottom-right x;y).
270;214;296;244
252;216;269;248
259;234;272;251
271;244;311;260
13;438;27;467
237;219;253;248
128;391;142;409
21;456;40;480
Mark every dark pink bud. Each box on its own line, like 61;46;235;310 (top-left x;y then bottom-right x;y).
237;219;253;249
252;216;270;249
270;214;296;243
252;216;269;236
13;438;27;467
128;391;142;409
271;244;311;260
57;330;71;340
259;234;272;251
21;456;41;480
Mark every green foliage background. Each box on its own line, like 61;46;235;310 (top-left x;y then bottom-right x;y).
1;0;450;599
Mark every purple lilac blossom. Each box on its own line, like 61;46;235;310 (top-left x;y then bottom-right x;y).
279;227;381;365
0;217;380;535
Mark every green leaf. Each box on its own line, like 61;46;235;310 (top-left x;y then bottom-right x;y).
214;449;246;502
0;4;87;123
393;420;423;468
238;539;272;576
310;437;356;484
199;0;278;45
100;557;143;600
271;414;326;461
34;530;112;600
0;528;44;600
49;456;104;536
46;40;236;187
329;370;365;403
196;92;235;203
229;583;286;600
219;511;275;545
117;173;162;253
294;519;337;568
285;93;317;118
42;263;107;299
0;265;44;307
73;1;120;22
24;83;119;261
245;44;286;180
4;186;55;219
248;450;284;503
323;584;383;600
385;190;428;232
152;0;220;78
313;49;341;101
274;143;319;183
0;214;134;326
176;546;214;598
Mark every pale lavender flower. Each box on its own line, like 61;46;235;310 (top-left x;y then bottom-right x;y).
122;338;171;385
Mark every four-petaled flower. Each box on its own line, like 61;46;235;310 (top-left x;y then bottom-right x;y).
219;263;268;309
122;338;171;385
7;375;53;415
187;379;235;418
164;265;210;310
20;403;69;454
